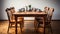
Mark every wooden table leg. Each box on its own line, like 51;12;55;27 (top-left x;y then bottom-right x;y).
34;18;38;32
43;17;45;34
15;16;17;34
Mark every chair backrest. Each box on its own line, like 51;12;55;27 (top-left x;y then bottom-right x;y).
48;8;54;20
5;7;15;22
10;7;15;13
10;7;15;20
44;6;49;14
5;8;11;22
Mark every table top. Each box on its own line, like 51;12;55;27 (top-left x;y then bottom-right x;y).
13;11;47;17
13;11;46;15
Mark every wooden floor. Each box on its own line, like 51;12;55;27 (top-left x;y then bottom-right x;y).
0;20;60;34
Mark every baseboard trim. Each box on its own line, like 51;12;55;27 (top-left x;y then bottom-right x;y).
52;20;60;21
0;20;8;21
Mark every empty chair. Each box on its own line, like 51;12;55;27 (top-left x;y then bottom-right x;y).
5;7;24;34
45;7;54;34
35;6;49;25
36;7;54;34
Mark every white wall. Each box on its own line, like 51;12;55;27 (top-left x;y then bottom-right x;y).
0;0;60;20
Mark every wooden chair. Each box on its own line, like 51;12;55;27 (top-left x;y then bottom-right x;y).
35;6;49;25
36;7;54;34
5;7;24;34
45;7;54;34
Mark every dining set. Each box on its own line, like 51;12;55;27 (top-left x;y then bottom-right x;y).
5;5;54;34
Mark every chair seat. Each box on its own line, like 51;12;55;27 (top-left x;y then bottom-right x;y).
10;18;23;23
35;17;43;20
36;16;50;25
37;19;50;25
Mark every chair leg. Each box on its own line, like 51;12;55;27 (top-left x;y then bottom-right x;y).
50;24;53;34
20;23;22;32
34;19;38;32
7;23;10;34
21;21;24;28
48;24;53;34
37;22;40;28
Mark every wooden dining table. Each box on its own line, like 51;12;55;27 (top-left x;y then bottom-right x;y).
13;11;47;34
